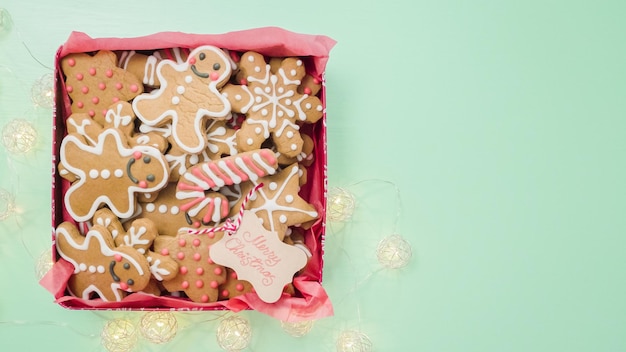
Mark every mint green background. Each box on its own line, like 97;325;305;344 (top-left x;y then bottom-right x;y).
1;0;625;351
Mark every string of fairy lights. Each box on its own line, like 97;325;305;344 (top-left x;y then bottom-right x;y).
0;7;413;351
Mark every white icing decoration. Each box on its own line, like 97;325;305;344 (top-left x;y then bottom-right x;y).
89;169;98;179
60;129;169;222
158;205;167;213
172;96;180;105
145;55;158;85
114;169;124;178
279;215;287;223
171;206;179;215
290;69;296;76
89;265;96;273
105;103;132;128
290;144;297;151
97;265;105;273
286;131;294;138
146;203;156;212
101;169;111;179
235;94;242;101
185;75;193;83
177;86;185;94
247;138;254;145
79;263;87;271
269;182;278;190
254;66;261;72
255;127;262;134
123;225;150;249
149;259;171;281
296;60;302;66
285;195;294;203
248;55;255;62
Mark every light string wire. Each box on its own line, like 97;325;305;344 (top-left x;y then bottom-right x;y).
1;9;53;71
330;178;404;306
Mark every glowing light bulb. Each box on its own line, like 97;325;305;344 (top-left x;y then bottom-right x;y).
281;319;314;337
35;248;54;280
31;73;54;109
1;119;38;154
0;8;12;35
376;234;412;269
336;330;373;352
101;319;137;352
327;187;356;222
216;315;252;351
0;188;16;221
139;311;178;344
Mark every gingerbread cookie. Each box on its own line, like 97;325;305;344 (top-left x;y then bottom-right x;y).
153;231;227;303
221;51;323;158
138;184;230;236
239;163;319;239
59;128;169;222
132;45;232;154
55;222;151;301
61;50;144;118
117;48;192;88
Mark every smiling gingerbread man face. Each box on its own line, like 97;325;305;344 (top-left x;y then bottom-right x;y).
55;222;151;302
132;45;232;154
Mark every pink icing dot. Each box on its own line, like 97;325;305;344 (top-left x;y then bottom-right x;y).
196;267;204;275
193;221;200;228
236;283;244;291
177;252;185;260
81;86;89;94
114;254;122;262
196;280;204;288
201;294;209;303
213;267;222;275
91;97;99;104
239;78;248;86
181;281;189;289
101;109;108;116
304;87;312;95
98;82;106;90
66;85;73;93
138;180;148;188
180;266;188;274
112;97;119;103
207;257;214;265
313;77;321;84
193;253;201;261
210;72;219;81
192;238;201;247
120;282;129;290
106;69;113;78
230;272;237;279
207;232;215;239
76;101;84;108
130;84;139;93
67;58;76;67
133;151;142;159
161;248;169;256
221;289;229;297
189;57;196;65
88;110;95;117
76;73;83;81
115;82;123;90
89;67;96;76
179;239;186;247
210;280;218;289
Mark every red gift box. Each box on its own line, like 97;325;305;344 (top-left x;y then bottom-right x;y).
42;27;335;321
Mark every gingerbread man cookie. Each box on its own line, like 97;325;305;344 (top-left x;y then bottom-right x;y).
222;51;324;158
132;45;232;154
55;222;151;301
61;50;144;118
59;128;169;222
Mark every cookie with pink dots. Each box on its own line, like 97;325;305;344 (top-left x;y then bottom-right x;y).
59;128;170;222
55;221;152;301
61;50;144;118
153;231;227;303
221;51;324;158
132;45;232;154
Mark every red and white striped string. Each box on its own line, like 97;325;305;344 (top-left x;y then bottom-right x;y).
187;183;264;235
